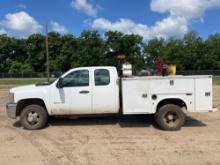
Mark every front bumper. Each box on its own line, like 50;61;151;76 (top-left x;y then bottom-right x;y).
6;103;17;119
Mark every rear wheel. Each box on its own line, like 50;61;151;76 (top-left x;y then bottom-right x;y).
20;104;48;130
155;104;185;131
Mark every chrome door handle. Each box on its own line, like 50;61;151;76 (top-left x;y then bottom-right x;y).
79;90;90;94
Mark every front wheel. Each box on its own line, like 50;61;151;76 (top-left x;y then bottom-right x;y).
20;105;48;130
155;104;185;131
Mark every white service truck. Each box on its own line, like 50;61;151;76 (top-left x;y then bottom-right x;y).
6;66;214;130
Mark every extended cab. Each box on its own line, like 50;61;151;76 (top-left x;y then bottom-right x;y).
6;66;215;130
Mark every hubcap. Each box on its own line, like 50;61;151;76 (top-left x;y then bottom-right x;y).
164;111;179;125
27;111;40;125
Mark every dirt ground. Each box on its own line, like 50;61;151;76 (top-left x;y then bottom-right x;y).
1;87;220;165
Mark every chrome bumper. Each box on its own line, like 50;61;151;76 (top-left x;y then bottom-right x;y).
6;103;17;119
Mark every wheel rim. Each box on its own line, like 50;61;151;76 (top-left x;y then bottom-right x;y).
26;111;40;125
163;111;180;127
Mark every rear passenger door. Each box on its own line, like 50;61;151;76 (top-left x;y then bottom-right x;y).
92;68;118;114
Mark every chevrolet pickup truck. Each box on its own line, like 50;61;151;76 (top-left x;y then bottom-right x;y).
6;66;214;130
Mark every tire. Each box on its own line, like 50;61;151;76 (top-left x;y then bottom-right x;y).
20;104;48;130
155;104;185;131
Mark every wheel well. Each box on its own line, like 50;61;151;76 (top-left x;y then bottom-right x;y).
156;99;187;112
16;99;47;116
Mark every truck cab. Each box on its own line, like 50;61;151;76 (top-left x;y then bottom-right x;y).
49;67;119;115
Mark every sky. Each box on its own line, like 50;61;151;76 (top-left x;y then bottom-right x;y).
0;0;220;40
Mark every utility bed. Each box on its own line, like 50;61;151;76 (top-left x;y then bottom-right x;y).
121;75;213;114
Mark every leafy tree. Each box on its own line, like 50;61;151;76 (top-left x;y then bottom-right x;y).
76;30;106;66
144;38;165;69
26;34;46;72
181;32;203;70
56;34;78;71
1;30;220;74
8;61;33;73
105;31;145;72
204;33;220;69
162;38;185;70
0;35;16;72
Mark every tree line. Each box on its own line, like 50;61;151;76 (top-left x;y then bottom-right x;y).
0;31;220;73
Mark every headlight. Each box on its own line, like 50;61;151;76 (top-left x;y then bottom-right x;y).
9;93;14;103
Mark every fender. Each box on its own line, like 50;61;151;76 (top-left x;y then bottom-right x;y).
10;84;52;115
152;94;193;113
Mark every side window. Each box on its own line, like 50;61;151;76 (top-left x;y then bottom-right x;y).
63;70;89;87
94;69;110;86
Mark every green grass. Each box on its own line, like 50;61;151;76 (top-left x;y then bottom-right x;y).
0;78;49;88
213;76;220;85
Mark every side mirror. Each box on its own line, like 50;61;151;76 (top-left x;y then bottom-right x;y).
57;78;64;88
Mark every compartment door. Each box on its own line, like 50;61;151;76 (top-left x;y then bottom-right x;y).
122;80;151;114
195;78;213;112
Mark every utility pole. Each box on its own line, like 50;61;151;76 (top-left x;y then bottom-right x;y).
45;23;50;82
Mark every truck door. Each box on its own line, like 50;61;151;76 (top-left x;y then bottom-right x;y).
50;69;92;115
92;68;119;114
